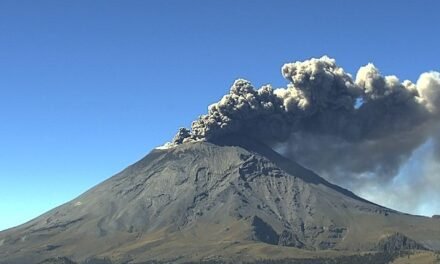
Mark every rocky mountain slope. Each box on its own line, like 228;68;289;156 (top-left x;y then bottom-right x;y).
1;138;439;263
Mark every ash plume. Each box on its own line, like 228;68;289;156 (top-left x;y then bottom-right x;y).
172;56;440;214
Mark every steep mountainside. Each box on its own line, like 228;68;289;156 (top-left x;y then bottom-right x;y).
1;139;439;263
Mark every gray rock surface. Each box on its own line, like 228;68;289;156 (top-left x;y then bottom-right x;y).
375;233;428;252
0;138;439;263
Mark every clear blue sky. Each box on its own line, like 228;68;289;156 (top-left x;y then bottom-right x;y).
1;0;439;231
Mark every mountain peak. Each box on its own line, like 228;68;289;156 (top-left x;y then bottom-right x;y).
1;139;440;263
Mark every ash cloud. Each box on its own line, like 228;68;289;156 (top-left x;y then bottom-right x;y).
172;56;440;214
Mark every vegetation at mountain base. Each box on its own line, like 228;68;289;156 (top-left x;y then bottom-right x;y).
38;250;440;264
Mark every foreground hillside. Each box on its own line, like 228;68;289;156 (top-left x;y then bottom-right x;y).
36;250;440;264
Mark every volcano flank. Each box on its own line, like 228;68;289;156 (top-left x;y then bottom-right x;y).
1;137;439;263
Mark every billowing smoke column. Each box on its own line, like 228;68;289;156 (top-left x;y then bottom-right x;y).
171;56;440;214
174;56;440;145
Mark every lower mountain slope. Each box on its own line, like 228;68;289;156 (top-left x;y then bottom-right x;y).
0;139;439;263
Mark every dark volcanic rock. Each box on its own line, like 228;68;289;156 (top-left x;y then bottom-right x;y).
375;233;428;252
251;216;279;245
278;230;305;248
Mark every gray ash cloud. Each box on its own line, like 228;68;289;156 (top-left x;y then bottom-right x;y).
171;56;440;214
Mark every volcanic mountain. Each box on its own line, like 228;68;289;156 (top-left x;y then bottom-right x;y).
1;137;440;263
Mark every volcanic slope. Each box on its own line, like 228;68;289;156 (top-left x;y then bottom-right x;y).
1;138;439;263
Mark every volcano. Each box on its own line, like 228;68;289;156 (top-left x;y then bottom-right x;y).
1;137;440;263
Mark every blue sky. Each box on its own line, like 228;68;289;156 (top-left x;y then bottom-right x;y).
1;0;439;231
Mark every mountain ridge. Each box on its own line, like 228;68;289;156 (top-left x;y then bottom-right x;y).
1;139;439;263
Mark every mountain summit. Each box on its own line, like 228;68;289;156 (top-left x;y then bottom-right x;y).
1;138;439;263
